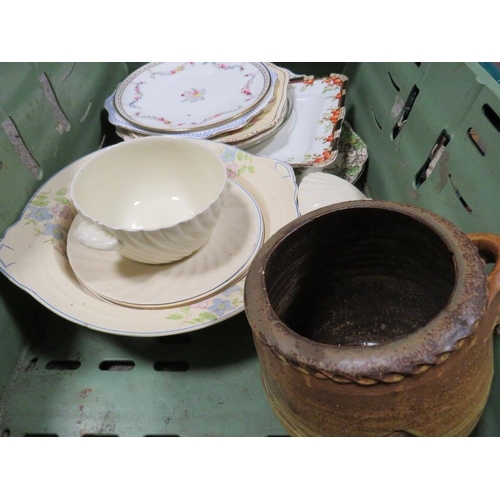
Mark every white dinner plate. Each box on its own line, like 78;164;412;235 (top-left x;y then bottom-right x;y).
114;62;271;133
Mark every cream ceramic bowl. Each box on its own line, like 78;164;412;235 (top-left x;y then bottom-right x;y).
70;136;228;264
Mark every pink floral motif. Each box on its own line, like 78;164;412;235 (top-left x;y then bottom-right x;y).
149;63;193;78
128;81;145;108
51;202;72;219
225;163;239;179
181;88;206;103
210;63;245;71
241;73;255;101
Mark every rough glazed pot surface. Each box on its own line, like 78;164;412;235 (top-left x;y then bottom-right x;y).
244;200;500;436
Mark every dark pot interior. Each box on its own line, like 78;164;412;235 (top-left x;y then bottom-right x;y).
264;208;457;346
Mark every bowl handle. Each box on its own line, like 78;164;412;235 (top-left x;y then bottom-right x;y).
468;233;500;308
74;220;122;252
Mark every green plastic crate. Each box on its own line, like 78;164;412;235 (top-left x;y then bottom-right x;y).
1;62;499;436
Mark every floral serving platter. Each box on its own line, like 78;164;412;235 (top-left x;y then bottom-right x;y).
0;141;299;337
106;66;278;140
114;62;271;133
66;180;264;309
246;74;348;167
292;121;369;184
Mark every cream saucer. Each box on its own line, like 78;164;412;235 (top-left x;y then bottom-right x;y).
67;180;264;309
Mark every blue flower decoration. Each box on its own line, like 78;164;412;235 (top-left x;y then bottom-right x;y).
42;223;65;240
222;285;241;297
220;147;237;163
208;298;234;317
26;206;53;222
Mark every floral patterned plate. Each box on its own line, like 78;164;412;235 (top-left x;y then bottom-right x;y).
0;141;299;337
114;62;271;133
246;74;348;167
105;66;278;140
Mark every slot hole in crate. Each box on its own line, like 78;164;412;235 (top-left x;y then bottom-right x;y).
467;128;487;156
99;360;135;371
388;72;400;92
372;110;382;130
483;104;500;132
45;360;81;371
154;360;190;372
25;357;38;371
414;130;450;188
448;174;473;213
2;429;10;437
392;85;420;139
144;434;180;437
415;63;422;67
24;433;58;437
81;434;118;437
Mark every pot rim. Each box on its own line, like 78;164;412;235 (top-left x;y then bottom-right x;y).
244;200;488;384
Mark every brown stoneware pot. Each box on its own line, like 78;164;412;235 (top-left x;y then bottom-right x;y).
244;200;500;436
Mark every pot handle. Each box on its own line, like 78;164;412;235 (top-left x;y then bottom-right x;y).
468;233;500;307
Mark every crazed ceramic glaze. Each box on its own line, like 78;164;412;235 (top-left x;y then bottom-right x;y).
70;136;228;264
0;142;299;337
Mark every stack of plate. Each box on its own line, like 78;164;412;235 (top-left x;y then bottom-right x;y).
106;62;291;148
105;62;360;181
